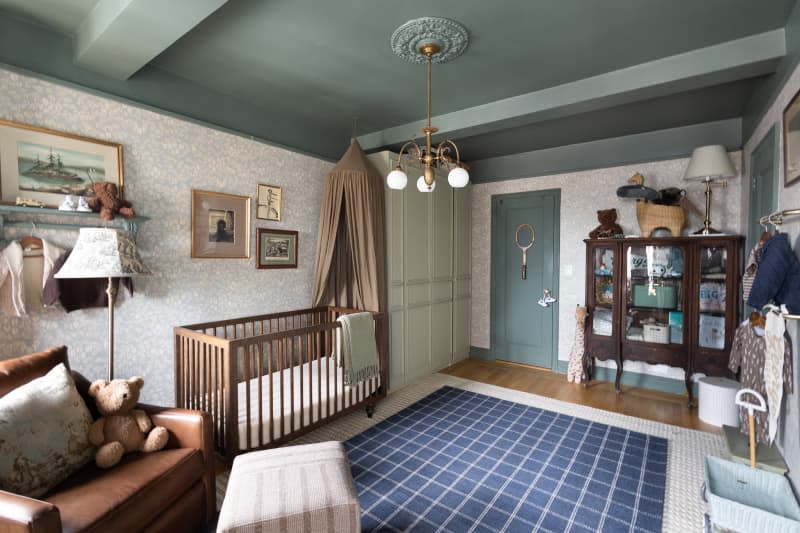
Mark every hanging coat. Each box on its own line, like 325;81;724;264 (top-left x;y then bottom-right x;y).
746;233;800;313
0;239;64;316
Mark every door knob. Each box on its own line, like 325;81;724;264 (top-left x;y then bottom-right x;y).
538;289;557;308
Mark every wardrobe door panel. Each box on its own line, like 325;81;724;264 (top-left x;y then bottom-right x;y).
405;185;431;282
433;186;453;280
431;301;453;371
453;297;471;363
406;306;432;382
389;310;405;389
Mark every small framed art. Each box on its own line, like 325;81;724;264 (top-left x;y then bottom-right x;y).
0;118;124;206
191;189;251;258
256;184;282;221
256;228;298;269
783;87;800;187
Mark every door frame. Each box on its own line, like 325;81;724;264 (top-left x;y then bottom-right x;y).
490;188;561;371
746;123;780;254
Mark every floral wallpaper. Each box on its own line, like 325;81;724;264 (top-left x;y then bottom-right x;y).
471;152;744;382
0;67;333;405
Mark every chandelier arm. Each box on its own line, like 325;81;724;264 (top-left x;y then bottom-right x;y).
396;140;422;168
435;139;462;166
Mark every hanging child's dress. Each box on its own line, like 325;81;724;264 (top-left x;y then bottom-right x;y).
728;320;793;444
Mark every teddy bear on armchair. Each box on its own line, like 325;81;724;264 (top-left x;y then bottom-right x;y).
88;376;168;468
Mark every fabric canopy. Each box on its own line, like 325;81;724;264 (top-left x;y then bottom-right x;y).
311;140;385;312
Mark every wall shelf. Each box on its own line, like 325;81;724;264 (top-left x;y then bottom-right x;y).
0;204;148;239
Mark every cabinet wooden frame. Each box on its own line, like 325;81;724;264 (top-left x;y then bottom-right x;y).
583;235;743;406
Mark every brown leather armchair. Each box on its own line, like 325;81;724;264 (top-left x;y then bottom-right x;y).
0;347;215;533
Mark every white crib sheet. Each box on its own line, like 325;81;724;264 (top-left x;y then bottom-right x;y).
237;355;378;449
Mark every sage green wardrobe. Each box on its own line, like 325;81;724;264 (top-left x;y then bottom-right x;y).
368;151;471;391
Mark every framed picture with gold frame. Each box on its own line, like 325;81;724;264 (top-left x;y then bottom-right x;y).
256;183;281;221
191;189;250;258
783;87;800;187
256;228;298;269
0;118;124;206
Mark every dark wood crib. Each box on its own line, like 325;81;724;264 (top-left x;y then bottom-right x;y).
174;306;386;461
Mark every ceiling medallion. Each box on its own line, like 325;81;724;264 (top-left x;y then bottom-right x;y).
390;17;469;64
385;17;470;193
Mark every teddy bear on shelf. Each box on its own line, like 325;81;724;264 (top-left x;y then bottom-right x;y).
88;181;135;221
588;208;624;239
88;376;168;469
567;305;588;384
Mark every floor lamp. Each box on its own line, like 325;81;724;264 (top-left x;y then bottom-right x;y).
55;228;151;380
683;145;736;234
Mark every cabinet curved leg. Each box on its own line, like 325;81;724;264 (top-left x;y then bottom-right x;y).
614;357;622;393
685;372;694;408
582;355;591;387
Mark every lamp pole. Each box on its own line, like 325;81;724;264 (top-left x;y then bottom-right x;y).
106;276;117;381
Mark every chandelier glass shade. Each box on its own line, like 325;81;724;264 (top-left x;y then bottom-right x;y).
387;41;469;192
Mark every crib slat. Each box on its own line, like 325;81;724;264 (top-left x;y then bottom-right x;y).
256;340;264;448
316;327;322;424
268;340;273;445
333;324;338;415
306;331;312;426
278;336;284;440
299;334;304;429
289;336;295;434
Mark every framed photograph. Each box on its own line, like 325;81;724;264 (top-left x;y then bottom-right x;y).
0;118;124;206
191;189;251;258
782;88;800;187
256;228;298;269
256;183;282;221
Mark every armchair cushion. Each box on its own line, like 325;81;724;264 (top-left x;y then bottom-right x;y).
0;363;94;498
45;447;205;533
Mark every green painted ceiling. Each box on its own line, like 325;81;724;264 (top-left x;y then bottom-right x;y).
0;0;797;175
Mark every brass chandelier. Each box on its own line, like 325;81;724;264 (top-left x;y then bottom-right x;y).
386;18;470;192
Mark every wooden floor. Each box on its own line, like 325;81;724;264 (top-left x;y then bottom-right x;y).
440;358;720;434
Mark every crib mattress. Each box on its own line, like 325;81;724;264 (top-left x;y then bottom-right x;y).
237;355;378;449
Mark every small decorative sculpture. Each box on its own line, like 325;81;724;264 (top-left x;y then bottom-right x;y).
567;305;587;384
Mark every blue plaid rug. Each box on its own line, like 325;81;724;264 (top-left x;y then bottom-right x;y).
345;386;667;532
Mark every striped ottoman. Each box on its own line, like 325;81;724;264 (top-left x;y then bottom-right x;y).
217;441;360;533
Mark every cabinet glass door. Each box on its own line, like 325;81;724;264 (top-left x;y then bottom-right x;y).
591;246;615;337
697;245;727;349
625;244;684;344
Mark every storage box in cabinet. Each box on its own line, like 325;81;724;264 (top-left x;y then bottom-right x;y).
643;324;669;344
632;284;677;309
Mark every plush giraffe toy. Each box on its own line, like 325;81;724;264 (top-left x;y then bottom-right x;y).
567;306;588;384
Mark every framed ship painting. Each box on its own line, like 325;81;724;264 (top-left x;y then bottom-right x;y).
191;189;251;258
0;119;124;206
256;228;297;269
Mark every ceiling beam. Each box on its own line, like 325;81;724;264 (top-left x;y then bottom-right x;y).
469;118;742;183
358;30;785;151
74;0;228;80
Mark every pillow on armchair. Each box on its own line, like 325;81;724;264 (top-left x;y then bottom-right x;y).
0;362;94;497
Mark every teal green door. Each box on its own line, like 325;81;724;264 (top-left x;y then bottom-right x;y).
491;189;560;368
747;124;779;255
